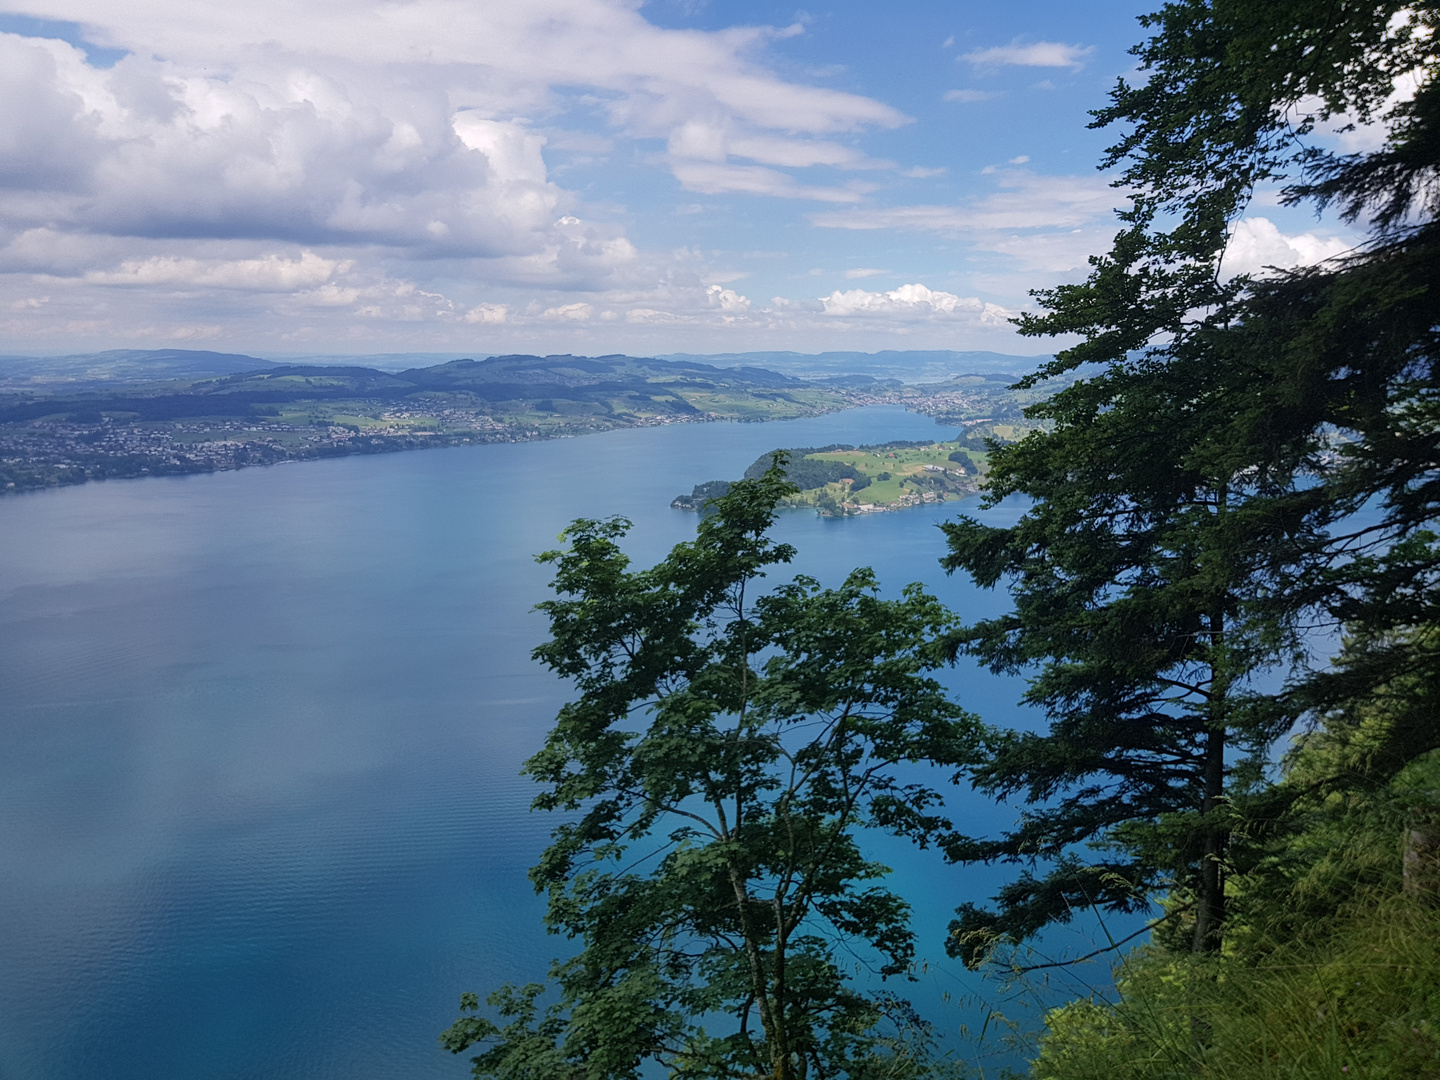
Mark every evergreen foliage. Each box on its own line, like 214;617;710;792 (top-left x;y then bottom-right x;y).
939;355;1320;961
939;0;1440;964
743;448;863;492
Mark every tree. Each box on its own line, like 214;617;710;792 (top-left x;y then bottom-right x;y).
1072;0;1440;756
940;0;1440;962
443;464;982;1080
939;351;1317;961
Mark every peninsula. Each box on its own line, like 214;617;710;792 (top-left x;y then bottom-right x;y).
673;437;993;517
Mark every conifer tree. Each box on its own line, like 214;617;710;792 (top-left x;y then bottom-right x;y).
941;0;1440;961
940;352;1317;959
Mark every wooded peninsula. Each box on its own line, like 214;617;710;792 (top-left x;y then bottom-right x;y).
672;438;988;516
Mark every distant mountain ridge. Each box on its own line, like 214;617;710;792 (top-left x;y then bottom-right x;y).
0;349;281;387
0;347;1053;391
0;349;1056;497
0;350;864;494
0;353;837;424
657;350;1051;380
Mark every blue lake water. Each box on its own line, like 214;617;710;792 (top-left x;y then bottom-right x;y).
0;407;1104;1080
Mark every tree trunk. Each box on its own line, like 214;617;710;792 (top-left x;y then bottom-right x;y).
1192;597;1228;955
1404;820;1440;898
1191;719;1227;954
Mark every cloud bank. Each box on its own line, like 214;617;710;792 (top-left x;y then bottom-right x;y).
0;1;1093;353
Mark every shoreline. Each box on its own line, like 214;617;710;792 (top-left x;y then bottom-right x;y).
0;405;858;498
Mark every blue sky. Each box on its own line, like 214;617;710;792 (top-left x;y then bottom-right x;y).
0;0;1360;357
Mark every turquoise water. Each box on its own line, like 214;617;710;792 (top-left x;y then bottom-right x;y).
0;407;1080;1080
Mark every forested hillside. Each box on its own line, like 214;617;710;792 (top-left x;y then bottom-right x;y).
0;353;853;493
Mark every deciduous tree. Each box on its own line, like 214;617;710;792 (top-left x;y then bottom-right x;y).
444;466;981;1080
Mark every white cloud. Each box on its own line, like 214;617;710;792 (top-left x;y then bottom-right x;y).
1223;217;1354;277
625;307;682;324
0;2;1054;353
808;171;1120;277
811;171;1116;233
0;32;569;260
982;229;1111;273
85;251;349;290
273;276;460;322
0;0;912;293
2;0;908;219
132;323;224;340
705;284;750;312
1282;16;1423;155
0;227;127;275
819;283;1011;324
465;303;509;324
671;161;870;202
296;284;363;307
541;302;594;321
942;89;998;103
844;267;887;279
726;135;883;170
962;40;1094;70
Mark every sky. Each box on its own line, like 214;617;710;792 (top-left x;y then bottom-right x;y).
0;0;1363;358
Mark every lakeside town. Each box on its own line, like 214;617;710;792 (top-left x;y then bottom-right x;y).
0;352;1038;495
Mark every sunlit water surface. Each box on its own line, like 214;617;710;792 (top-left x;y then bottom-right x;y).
1;407;1104;1080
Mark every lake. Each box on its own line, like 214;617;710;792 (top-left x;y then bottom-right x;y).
0;406;1093;1080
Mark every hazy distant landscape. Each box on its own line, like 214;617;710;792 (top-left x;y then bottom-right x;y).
0;349;1051;495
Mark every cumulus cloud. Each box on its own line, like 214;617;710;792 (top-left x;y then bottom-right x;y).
819;283;1011;324
0;0;908;241
1223;217;1354;277
0;0;914;311
465;303;509;324
541;302;595;322
0;1;1047;352
705;284;750;312
0;32;568;260
961;40;1094;70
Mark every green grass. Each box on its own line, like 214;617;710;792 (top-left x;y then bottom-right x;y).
1027;746;1440;1080
790;441;984;511
674;387;850;418
1031;896;1440;1080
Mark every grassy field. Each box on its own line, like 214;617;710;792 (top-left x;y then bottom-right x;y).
670;439;988;516
797;441;982;513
